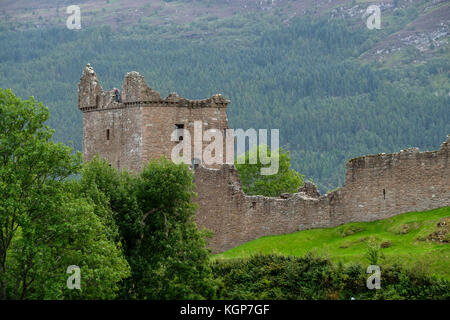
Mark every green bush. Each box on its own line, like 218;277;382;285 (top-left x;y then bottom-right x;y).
211;253;450;300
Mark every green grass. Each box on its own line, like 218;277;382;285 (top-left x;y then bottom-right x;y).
214;207;450;279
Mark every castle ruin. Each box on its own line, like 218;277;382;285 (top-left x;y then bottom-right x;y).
78;64;230;172
78;65;450;253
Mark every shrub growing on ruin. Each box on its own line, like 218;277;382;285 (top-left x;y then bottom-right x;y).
235;146;304;197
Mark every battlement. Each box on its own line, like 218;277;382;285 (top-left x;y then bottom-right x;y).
79;65;230;173
78;64;229;112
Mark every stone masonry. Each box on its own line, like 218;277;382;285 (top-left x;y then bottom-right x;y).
79;65;450;253
79;64;230;172
194;139;449;252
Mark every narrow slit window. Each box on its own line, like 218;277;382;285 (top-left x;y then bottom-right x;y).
383;189;386;200
175;124;184;141
106;129;110;141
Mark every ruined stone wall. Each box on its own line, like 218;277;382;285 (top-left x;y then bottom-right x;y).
82;106;144;173
194;137;450;253
79;65;449;254
141;103;229;167
193;165;331;252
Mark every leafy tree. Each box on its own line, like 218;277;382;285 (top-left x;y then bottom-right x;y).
0;89;130;299
80;156;218;299
132;158;217;299
235;145;304;197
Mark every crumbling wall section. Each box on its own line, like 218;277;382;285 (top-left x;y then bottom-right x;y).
79;65;230;172
78;66;449;254
82;106;143;173
340;138;449;223
194;136;450;253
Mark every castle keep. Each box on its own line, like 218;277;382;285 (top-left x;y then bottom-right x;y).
78;64;230;172
79;65;450;253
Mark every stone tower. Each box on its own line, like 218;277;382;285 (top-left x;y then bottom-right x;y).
78;64;231;172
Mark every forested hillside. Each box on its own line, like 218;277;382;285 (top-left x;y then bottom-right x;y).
0;0;448;192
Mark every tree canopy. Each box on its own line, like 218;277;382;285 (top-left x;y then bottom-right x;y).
235;145;304;197
0;89;218;299
78;156;218;299
0;88;129;299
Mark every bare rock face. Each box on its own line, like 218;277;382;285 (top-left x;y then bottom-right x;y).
298;181;321;198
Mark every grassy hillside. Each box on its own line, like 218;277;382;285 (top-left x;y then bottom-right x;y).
214;207;450;279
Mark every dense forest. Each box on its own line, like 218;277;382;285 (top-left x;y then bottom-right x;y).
0;8;448;191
